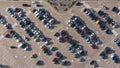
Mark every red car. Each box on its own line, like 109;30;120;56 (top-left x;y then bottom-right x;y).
52;57;58;62
4;29;14;37
15;8;22;13
90;43;96;49
64;36;70;41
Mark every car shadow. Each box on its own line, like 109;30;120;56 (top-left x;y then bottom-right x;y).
0;64;10;68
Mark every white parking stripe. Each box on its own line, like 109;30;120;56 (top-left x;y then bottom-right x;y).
112;29;118;36
0;35;4;40
26;11;31;16
5;16;8;18
12;23;18;28
15;55;18;58
81;1;91;8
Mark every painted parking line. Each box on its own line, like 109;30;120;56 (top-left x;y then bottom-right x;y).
93;8;101;12
71;13;74;16
66;27;69;30
12;23;18;28
86;57;90;60
25;67;27;68
97;59;101;62
52;40;54;42
96;31;99;34
71;60;74;62
15;55;18;58
0;35;4;40
26;11;31;16
0;26;5;31
112;29;118;36
81;8;85;12
38;53;41;56
51;30;53;32
100;44;104;47
81;1;91;8
24;56;26;58
5;16;8;18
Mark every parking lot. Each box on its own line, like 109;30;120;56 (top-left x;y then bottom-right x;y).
0;1;120;68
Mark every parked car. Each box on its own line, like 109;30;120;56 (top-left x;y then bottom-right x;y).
55;51;63;58
110;53;120;63
52;57;61;64
100;51;108;59
18;43;29;51
7;8;15;15
62;61;71;66
112;7;120;14
10;46;17;49
36;60;44;66
22;4;31;7
90;43;96;49
114;36;120;46
90;60;99;67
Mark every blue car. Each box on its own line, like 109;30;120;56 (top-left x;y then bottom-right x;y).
114;38;120;46
7;8;15;15
112;54;120;63
85;37;90;42
16;16;21;21
38;8;46;16
67;46;73;51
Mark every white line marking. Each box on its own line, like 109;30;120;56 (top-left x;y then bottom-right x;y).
112;29;118;36
15;56;18;58
0;35;4;40
24;56;26;58
12;23;18;28
51;30;53;32
81;1;91;8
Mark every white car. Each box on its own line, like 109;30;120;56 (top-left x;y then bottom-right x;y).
18;43;29;51
35;12;40;17
110;53;116;59
49;18;55;25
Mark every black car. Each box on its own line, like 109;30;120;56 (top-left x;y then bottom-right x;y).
90;60;99;67
112;54;120;63
70;22;75;28
112;7;119;13
22;4;31;7
36;60;44;66
62;61;71;66
75;53;81;58
10;46;17;49
32;9;37;13
39;16;44;21
36;4;43;7
98;10;105;17
100;51;108;59
104;47;112;54
76;2;83;6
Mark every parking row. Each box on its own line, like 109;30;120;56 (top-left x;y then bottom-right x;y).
7;7;49;43
54;30;87;63
0;14;12;29
67;16;101;49
0;14;31;51
97;10;118;28
31;8;58;29
82;8;112;34
99;47;120;63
